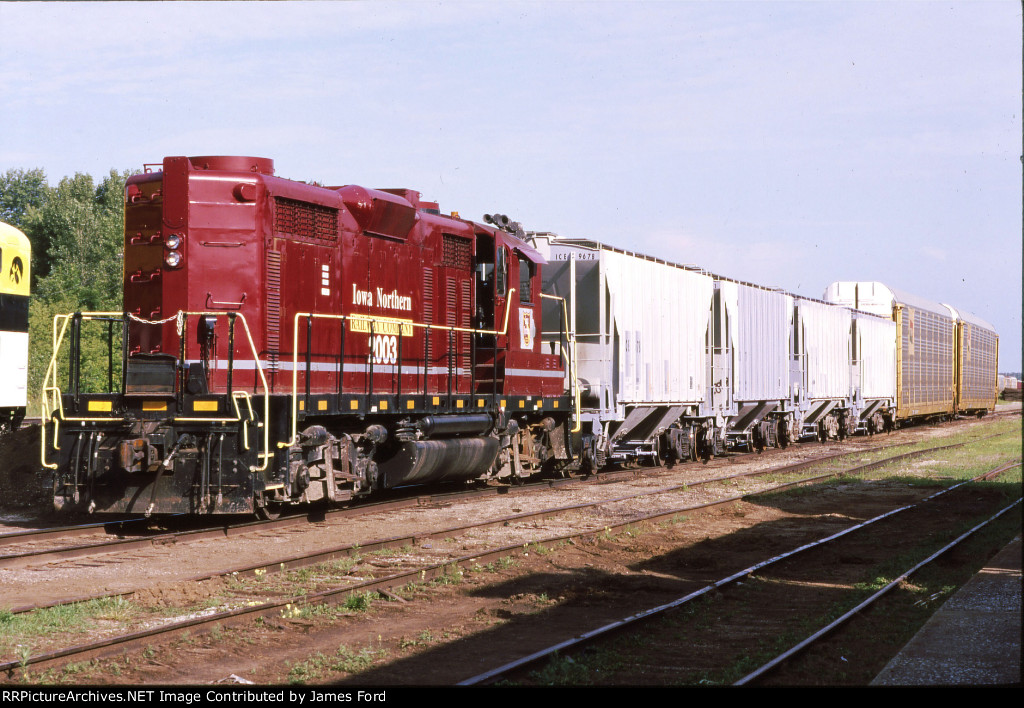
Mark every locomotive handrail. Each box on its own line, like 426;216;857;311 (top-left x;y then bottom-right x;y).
40;310;272;474
41;312;124;470
172;310;271;472
280;289;522;450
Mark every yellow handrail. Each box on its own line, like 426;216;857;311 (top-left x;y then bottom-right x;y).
281;289;521;448
40;310;271;473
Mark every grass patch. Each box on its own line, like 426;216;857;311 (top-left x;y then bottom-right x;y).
0;596;143;658
434;564;464;586
521;646;627;686
287;644;388;683
369;544;414;557
343;591;378;612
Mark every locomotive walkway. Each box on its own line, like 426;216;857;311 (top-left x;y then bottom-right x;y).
871;534;1021;686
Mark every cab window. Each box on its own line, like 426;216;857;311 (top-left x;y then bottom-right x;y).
518;254;534;303
495;246;507;296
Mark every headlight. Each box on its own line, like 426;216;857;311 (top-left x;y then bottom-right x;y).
165;251;182;268
165;233;182;249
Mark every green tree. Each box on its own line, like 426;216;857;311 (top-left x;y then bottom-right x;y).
29;170;128;309
0;167;48;228
0;168;51;282
25;169;135;415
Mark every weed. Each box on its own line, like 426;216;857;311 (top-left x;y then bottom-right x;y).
288;644;387;684
344;592;377;612
16;644;32;668
370;544;413;557
527;647;625;685
0;597;143;656
435;564;464;585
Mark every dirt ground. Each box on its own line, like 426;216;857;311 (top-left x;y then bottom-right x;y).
2;415;1020;686
0;425;48;514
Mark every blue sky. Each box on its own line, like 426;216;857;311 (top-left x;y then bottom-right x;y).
2;1;1020;369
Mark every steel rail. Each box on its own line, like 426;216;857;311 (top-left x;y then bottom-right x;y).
457;459;1022;685
734;492;1023;685
0;517;151;548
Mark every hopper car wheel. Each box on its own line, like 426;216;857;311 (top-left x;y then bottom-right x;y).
653;435;669;468
580;435;597;475
777;418;790;449
687;427;698;462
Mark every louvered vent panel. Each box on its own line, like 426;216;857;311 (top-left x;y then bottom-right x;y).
422;268;434;323
274;197;338;242
265;250;282;370
461;278;472;384
446;277;457;327
442;234;472;269
423;267;434;390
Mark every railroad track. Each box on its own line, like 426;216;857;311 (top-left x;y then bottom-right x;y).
458;460;1022;685
1;420;1017;681
0;412;998;567
1;426;1007;608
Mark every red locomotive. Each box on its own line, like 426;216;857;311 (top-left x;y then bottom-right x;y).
43;156;574;516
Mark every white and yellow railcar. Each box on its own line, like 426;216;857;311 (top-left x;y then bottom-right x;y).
0;221;30;432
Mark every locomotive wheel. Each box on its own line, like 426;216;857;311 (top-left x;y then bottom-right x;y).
256;495;283;520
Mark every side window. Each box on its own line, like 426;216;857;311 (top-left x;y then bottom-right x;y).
495;246;507;296
518;254;534;303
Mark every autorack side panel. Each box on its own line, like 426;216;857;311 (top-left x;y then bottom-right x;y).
944;305;998;414
894;296;955;420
